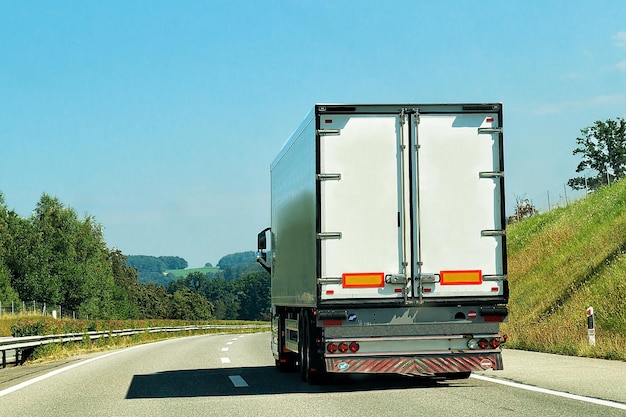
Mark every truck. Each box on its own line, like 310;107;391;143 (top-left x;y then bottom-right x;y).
257;103;508;384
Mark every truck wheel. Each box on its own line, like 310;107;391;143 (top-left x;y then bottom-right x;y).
306;340;327;385
300;311;327;385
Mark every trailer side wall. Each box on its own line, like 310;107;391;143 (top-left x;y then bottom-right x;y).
270;112;318;306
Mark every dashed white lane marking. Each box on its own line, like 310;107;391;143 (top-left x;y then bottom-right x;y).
226;342;233;345
221;347;229;352
220;357;231;364
228;375;249;388
471;374;626;410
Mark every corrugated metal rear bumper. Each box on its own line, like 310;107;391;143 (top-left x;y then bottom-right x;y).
325;351;502;375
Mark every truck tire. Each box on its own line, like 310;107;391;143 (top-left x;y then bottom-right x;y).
300;310;327;384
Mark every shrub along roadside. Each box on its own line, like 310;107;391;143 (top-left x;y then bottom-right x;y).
7;316;254;337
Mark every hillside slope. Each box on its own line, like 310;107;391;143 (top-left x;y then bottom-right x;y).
504;179;626;360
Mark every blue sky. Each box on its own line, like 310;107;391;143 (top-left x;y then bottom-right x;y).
1;1;625;267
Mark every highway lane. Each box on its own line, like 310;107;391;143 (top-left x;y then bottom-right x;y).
0;332;625;416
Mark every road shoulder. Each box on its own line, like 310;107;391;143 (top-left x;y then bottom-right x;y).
475;348;626;405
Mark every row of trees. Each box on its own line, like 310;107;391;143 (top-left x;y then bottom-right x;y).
0;193;270;320
126;255;189;286
167;270;270;321
0;194;123;318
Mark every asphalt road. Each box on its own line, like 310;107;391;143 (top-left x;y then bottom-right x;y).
0;332;625;416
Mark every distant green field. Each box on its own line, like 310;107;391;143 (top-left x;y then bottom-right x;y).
164;266;221;278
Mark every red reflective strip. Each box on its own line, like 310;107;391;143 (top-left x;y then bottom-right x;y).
323;319;343;326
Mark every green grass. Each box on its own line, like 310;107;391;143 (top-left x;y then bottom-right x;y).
164;266;220;278
504;179;626;360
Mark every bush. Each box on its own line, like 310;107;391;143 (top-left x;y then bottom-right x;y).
11;319;45;337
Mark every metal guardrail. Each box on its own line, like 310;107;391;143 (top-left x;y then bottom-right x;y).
0;324;270;368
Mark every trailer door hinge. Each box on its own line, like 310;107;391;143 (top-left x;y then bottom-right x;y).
479;171;504;179
317;129;341;136
478;127;503;134
317;232;342;240
317;173;342;181
481;229;506;237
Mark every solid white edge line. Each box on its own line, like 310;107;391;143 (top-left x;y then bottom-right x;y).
471;374;626;410
0;344;147;398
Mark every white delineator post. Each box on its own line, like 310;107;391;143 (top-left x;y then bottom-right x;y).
586;307;596;346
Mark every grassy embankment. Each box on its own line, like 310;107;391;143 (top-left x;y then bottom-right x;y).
503;178;626;360
0;316;267;364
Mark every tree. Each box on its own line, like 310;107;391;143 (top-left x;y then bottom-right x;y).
0;194;19;302
203;277;239;320
127;255;185;285
232;271;270;321
109;248;141;319
0;261;19;303
217;251;263;281
2;208;39;302
158;256;188;270
135;283;171;319
171;288;213;320
568;117;626;191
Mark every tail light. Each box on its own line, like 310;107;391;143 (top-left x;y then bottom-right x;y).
467;337;503;350
327;341;360;353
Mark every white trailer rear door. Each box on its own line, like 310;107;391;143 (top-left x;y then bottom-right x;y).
412;112;505;299
319;113;407;300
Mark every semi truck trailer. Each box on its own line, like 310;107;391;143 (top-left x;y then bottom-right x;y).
257;103;508;383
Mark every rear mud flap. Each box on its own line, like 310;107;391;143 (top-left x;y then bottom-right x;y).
325;352;503;375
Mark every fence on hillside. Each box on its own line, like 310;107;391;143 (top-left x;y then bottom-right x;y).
0;300;81;319
512;183;587;217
